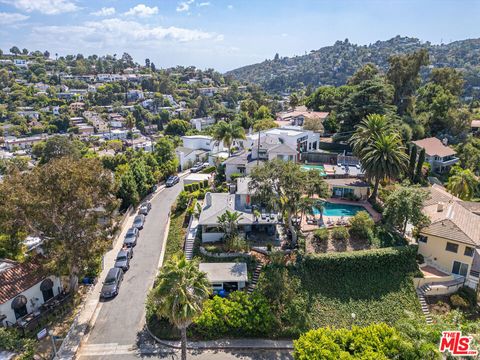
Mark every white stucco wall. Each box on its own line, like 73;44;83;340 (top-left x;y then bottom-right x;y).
0;275;61;326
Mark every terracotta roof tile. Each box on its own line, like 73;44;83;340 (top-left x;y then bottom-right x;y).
0;260;47;304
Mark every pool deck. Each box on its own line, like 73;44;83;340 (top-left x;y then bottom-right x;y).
300;198;381;232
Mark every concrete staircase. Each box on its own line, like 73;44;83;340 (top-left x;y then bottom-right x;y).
247;262;264;294
185;237;194;260
416;284;433;324
184;217;198;261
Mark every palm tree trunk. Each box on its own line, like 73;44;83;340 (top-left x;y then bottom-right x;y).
369;178;380;203
181;326;187;360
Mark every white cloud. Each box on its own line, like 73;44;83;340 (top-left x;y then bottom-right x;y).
198;2;210;7
1;0;78;15
90;7;115;17
177;0;194;12
0;11;29;24
32;18;223;45
124;4;158;17
227;4;233;9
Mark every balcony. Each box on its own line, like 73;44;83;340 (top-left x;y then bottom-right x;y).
433;156;459;166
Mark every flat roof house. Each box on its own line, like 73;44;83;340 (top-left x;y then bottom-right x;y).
199;262;248;292
412;137;459;174
418;185;480;289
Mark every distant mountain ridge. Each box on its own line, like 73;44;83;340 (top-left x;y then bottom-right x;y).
226;36;480;94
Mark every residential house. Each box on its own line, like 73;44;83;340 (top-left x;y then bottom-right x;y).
412;137;459;174
190;116;216;131
418;184;480;289
198;190;278;243
0;259;62;327
244;127;319;154
84;111;109;133
69;102;85;112
13;59;27;68
199;263;248;292
276;106;329;131
471;119;480;134
176;135;224;171
127;90;144;102
198;87;218;97
223;152;263;181
3;135;46;151
324;178;369;200
251;136;297;162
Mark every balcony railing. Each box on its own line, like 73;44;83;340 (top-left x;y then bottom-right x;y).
433;157;459;166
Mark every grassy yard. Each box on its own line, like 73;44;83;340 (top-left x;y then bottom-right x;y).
257;246;423;337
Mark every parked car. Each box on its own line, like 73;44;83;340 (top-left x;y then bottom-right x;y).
123;227;139;248
133;214;145;229
190;162;208;173
166;175;180;187
100;267;123;299
139;201;152;215
114;248;132;271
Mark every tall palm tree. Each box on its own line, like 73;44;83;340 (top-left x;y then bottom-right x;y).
349;114;393;156
149;255;211;360
217;210;243;239
213;120;246;156
361;132;408;202
446;167;479;200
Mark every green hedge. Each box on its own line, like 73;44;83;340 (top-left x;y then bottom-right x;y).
201;165;216;174
302;245;418;275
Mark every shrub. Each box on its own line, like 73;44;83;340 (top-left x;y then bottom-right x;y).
294;323;415;359
204;245;222;254
314;228;329;243
191;292;275;339
176;191;190;212
203;179;209;188
184;184;192;192
331;226;349;241
0;328;35;359
186;198;197;217
226;235;249;252
349;211;374;240
191;182;200;191
230;172;243;181
416;253;424;264
450;294;470;310
201;165;216;174
455;287;477;308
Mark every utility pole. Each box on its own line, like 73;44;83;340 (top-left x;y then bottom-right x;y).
256;130;261;165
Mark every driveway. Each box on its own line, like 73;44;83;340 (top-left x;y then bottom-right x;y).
77;181;183;353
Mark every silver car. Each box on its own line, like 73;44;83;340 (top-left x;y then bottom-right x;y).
114;248;132;271
123;227;139;248
100;267;123;299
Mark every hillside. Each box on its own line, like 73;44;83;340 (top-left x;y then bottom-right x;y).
226;36;480;94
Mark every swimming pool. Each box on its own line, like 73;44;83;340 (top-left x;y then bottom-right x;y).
301;164;327;176
312;202;367;217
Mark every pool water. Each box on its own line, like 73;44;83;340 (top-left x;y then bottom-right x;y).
312;202;366;217
301;164;327;176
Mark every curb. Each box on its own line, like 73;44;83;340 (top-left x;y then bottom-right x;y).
145;324;294;351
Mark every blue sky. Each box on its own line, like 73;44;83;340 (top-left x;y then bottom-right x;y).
0;0;479;72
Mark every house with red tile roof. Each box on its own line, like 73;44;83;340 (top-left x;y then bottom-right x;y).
0;259;61;327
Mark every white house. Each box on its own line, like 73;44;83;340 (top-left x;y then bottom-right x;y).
0;259;62;327
412;137;459;174
4;136;46;151
176;135;225;171
244;126;319;154
199;262;248;292
190;117;216;131
13;59;27;68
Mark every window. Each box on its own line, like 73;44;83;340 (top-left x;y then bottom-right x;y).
464;246;474;257
42;288;54;302
452;261;468;277
418;235;428;243
445;242;458;253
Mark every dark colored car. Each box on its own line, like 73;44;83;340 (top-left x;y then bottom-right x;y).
133;214;145;230
114;248;132;271
139;201;152;215
100;267;123;299
123;227;139;248
166;175;180;187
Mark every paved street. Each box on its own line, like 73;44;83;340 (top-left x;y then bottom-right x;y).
77;181;183;356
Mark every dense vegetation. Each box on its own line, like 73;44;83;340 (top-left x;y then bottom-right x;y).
228;36;480;97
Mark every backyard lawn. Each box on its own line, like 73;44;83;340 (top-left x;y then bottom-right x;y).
257;246;423;336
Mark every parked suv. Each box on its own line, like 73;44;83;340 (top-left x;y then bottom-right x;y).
100;267;123;299
114;248;132;271
133;214;145;230
166;175;180;187
123;227;139;248
139;201;152;215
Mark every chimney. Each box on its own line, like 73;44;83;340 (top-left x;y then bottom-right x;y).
442;138;448;146
437;202;445;212
205;192;212;207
